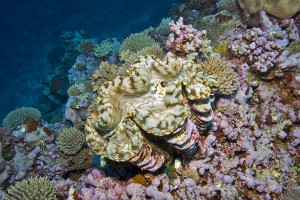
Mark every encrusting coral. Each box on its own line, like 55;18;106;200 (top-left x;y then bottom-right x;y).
2;107;41;128
237;0;300;19
56;127;85;155
2;177;58;200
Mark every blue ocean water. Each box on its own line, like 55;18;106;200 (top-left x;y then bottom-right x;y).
0;0;178;122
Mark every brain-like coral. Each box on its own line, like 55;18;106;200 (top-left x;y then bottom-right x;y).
85;55;238;171
56;127;85;155
3;177;57;200
2;107;41;128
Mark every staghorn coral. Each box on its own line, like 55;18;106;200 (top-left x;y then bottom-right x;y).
237;0;300;19
119;32;160;54
56;127;85;155
3;177;58;200
201;57;239;95
2;107;41;128
85;54;234;172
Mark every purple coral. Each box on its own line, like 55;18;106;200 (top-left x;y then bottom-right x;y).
166;17;212;58
230;11;300;76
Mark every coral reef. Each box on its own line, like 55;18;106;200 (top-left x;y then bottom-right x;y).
56;127;85;155
2;107;41;128
1;3;300;200
58;149;92;172
195;9;241;44
65;82;95;128
2;177;57;200
37;30;81;123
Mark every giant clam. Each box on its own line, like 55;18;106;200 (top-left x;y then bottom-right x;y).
85;55;237;171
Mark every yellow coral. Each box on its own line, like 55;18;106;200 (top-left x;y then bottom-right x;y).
238;0;300;19
201;58;239;95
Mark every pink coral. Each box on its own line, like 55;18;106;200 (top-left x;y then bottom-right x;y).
167;17;212;58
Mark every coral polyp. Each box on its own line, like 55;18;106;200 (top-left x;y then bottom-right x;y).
85;54;237;171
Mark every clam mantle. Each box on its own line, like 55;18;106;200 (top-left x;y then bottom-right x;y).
85;55;238;171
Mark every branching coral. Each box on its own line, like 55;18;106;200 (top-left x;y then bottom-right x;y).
155;18;172;36
167;17;213;59
85;54;236;171
119;32;160;54
77;39;95;55
93;40;113;58
201;58;239;95
56;148;92;171
56;127;85;155
2;107;41;128
3;177;58;200
230;11;300;78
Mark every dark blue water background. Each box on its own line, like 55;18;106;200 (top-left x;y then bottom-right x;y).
0;0;177;122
